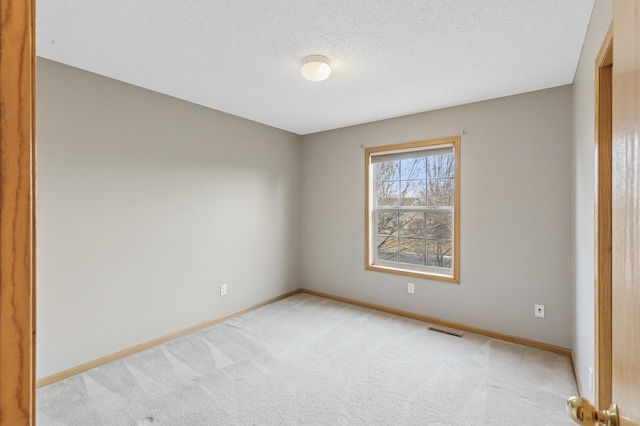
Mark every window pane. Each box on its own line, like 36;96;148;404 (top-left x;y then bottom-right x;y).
375;161;399;181
377;211;398;236
399;211;425;238
426;240;452;268
377;236;398;262
376;181;399;207
399;238;426;266
367;137;459;282
427;178;454;206
427;154;455;178
400;157;426;180
426;211;452;240
400;180;426;206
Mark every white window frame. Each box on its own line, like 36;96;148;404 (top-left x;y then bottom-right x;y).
365;136;460;283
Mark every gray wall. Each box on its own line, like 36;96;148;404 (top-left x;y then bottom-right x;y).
571;0;612;400
39;17;604;379
300;86;573;348
36;58;301;378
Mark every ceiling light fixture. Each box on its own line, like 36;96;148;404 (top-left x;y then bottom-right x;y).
300;55;331;82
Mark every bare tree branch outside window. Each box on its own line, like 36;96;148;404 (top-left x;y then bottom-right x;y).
375;153;454;268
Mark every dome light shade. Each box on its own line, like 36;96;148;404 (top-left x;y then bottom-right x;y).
301;55;331;82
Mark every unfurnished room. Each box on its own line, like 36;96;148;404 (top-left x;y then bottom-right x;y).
1;0;639;425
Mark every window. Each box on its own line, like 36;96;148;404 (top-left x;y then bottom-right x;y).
365;137;460;283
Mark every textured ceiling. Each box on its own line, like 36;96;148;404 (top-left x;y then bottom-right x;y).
36;0;595;135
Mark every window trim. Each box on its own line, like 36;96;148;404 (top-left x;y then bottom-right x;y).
364;136;460;284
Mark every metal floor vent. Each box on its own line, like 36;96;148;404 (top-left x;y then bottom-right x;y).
428;326;464;338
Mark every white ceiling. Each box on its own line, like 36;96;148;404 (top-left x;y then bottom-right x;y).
36;0;595;135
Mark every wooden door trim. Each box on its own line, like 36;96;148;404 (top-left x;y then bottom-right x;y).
594;24;613;410
0;0;36;425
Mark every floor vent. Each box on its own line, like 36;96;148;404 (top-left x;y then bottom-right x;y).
428;326;463;338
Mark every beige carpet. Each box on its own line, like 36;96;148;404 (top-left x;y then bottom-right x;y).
37;293;578;425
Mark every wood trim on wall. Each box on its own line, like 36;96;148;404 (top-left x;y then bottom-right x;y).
40;287;575;389
570;352;584;398
36;289;301;388
0;0;36;425
301;289;572;357
364;136;461;284
594;24;613;410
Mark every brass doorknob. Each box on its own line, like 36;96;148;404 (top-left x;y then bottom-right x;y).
566;396;619;426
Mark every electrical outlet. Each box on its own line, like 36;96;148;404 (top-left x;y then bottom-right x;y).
534;304;545;318
220;284;227;296
408;283;415;294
